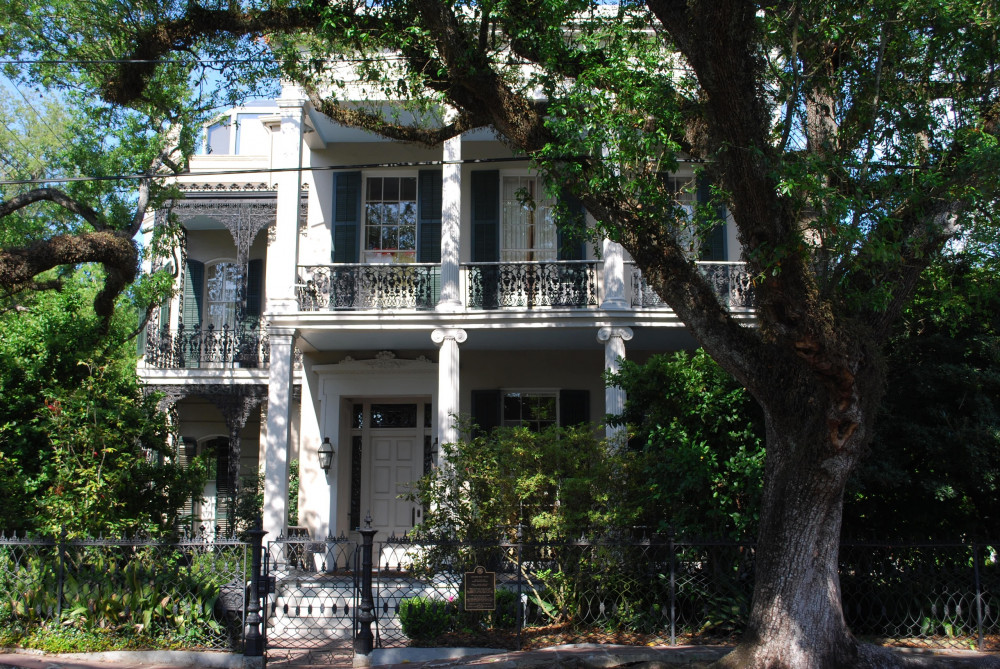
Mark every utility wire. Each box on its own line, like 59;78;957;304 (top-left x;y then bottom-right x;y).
0;116;39;178
0;55;410;66
3;75;75;161
0;155;729;187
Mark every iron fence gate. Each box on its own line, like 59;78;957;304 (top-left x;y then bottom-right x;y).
262;533;359;652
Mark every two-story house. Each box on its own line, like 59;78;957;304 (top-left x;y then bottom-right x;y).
138;89;752;542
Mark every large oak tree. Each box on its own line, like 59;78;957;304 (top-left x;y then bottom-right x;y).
3;0;999;666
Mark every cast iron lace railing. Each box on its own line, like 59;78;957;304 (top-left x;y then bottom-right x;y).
630;261;754;310
143;320;270;369
296;263;440;310
466;260;599;310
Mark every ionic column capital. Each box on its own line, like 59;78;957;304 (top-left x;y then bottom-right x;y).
432;328;468;345
596;326;634;344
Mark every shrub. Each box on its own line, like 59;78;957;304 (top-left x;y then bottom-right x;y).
398;596;453;645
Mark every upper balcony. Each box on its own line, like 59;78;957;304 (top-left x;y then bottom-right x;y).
294;260;753;312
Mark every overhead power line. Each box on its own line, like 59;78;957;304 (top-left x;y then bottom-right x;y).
0;55;410;66
3;74;75;161
0;156;567;186
0;153;923;188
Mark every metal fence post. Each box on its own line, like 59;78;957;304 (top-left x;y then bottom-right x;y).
244;523;267;667
56;531;65;620
668;528;676;646
354;513;377;666
516;523;524;651
974;542;984;651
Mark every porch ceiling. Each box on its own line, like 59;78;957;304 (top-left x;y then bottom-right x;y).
291;319;700;354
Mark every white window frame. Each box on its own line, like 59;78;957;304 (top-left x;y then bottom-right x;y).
500;172;557;262
204;258;242;331
501;389;559;431
362;173;419;264
665;175;699;257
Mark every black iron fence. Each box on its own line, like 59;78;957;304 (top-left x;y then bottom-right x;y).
265;529;999;657
4;528;998;658
629;261;755;311
143;322;270;369
0;531;250;651
466;261;600;310
296;264;440;310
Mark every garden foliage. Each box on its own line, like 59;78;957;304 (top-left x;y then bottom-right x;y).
0;537;248;651
0;272;207;537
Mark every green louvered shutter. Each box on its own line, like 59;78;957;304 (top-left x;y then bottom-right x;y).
418;170;442;263
697;175;727;261
470;389;502;438
557;194;586;261
559;389;591;428
183;259;204;329
332;171;362;263
471;171;500;262
212;437;231;535
244;258;263;322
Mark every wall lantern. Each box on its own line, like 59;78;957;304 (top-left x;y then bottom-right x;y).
318;437;335;472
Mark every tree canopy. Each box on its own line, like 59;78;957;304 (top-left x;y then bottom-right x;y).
2;0;999;666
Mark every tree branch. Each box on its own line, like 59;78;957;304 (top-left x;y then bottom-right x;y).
0;188;106;229
306;89;481;146
0;230;138;322
102;4;350;105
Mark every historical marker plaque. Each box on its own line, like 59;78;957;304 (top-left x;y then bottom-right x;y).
463;565;496;611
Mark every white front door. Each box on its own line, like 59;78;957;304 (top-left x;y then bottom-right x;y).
368;431;423;537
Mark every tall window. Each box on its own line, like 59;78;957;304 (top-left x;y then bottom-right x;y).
365;176;417;263
501;176;556;262
503;391;557;432
206;261;242;330
666;176;698;257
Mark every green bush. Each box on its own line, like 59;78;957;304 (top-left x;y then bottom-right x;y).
454;587;519;632
0;543;244;650
398;596;453;645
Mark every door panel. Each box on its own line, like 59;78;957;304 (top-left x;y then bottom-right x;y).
369;434;421;537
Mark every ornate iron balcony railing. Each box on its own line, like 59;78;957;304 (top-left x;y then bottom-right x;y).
630;261;755;310
466;260;600;310
297;263;440;311
143;321;270;369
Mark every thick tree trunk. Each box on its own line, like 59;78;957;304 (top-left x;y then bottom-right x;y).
717;417;856;667
714;402;904;669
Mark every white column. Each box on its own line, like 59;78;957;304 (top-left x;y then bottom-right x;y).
432;328;467;446
263;327;296;538
266;97;306;315
437;135;463;312
601;239;628;309
597;326;633;447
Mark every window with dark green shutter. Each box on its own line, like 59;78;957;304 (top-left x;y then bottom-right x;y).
471;171;500;262
557;194;586;261
332;171;362;263
470;389;502;437
697;175;727;261
244;258;263;322
559;389;590;427
418;170;442;263
183;259;204;329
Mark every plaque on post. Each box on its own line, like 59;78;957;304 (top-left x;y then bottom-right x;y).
463;565;496;611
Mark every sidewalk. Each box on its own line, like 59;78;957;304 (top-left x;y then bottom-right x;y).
3;644;1000;669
